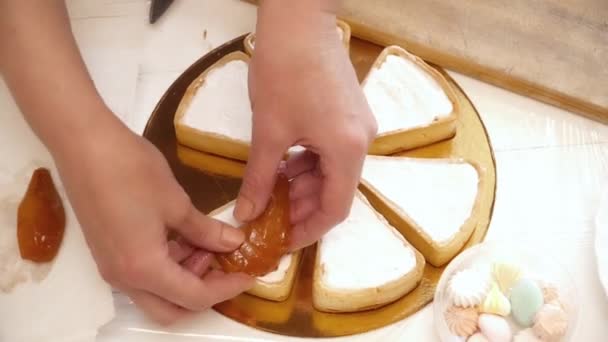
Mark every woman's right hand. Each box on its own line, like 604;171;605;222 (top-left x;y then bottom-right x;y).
55;119;254;325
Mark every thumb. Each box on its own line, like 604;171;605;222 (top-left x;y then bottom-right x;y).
174;204;245;252
235;130;288;221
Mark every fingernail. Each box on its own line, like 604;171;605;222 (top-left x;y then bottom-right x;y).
278;161;287;174
221;227;245;249
182;251;202;272
183;251;213;276
183;251;201;268
234;196;254;221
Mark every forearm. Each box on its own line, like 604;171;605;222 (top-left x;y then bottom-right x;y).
257;0;340;51
0;0;125;162
259;0;339;14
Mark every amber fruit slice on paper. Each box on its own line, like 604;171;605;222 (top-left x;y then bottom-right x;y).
17;168;66;262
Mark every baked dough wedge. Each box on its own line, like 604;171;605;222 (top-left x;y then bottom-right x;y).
174;51;252;161
363;45;459;154
244;19;351;55
176;144;245;179
210;201;300;302
359;155;484;267
313;193;425;313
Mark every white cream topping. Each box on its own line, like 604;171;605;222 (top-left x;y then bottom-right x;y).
318;195;417;290
363;54;453;134
181;60;253;142
258;254;292;283
212;202;292;284
362;156;479;244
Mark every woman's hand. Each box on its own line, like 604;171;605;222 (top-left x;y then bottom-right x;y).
235;1;377;249
55;121;254;324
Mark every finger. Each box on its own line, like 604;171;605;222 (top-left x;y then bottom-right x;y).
143;254;253;311
235;127;289;221
285;150;318;178
290;149;365;250
290;170;322;201
291;195;320;224
126;289;190;326
167;238;194;263
201;269;255;302
182;250;213;277
174;204;245;252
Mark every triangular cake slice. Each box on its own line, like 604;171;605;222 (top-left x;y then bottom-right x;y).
176;145;246;179
362;45;459;154
313;193;425;313
210;201;300;302
174;51;252;161
360;155;484;267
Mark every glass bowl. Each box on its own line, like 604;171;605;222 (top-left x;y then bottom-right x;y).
434;242;579;341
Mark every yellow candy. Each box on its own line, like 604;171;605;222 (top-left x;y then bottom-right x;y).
480;282;511;316
492;262;521;294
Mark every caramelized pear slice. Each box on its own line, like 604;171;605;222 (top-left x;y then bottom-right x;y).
217;175;291;276
17;168;66;262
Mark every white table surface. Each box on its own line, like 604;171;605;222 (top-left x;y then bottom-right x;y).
1;1;607;341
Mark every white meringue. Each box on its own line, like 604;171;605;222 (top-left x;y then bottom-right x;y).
448;268;491;307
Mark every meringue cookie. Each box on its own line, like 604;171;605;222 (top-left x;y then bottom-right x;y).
445;305;479;337
541;283;560;303
478;314;512;342
479;282;511;316
510;278;544;327
448;268;491;307
467;333;489;342
533;303;568;341
513;328;542;342
492;262;521;294
446;334;467;342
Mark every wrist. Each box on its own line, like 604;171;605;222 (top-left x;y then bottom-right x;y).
48;106;133;168
257;0;339;43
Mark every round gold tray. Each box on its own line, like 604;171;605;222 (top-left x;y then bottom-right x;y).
143;35;497;338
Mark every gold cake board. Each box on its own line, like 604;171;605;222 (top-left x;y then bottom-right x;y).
142;36;496;337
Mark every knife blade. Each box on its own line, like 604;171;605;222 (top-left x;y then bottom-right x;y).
149;0;174;24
